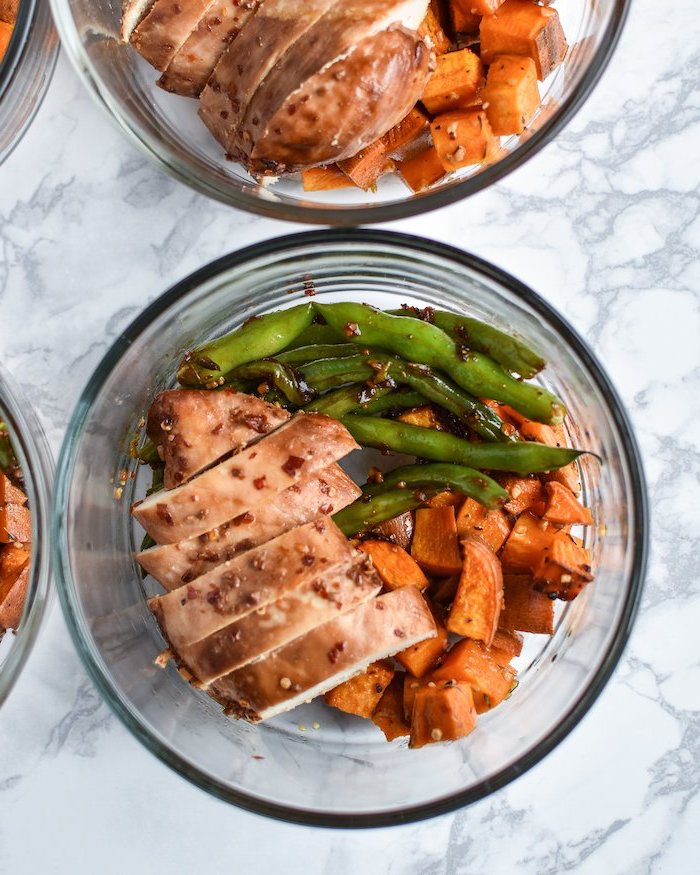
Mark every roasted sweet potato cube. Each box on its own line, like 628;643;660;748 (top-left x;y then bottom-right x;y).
490;627;524;662
428;491;463;509
448;537;503;645
0;543;30;603
533;531;594;601
431;109;497;171
456;497;511;553
500;573;554;634
0;21;11;63
397;600;447;677
0;564;28;631
512;417;581;495
449;2;481;35
382;107;431;160
499;475;545;516
324;660;395;719
432;637;517;707
397;405;443;430
542;481;593;526
0;503;31;543
459;0;504;14
421;48;484;114
419;3;452;54
480;0;567;80
409;682;477;748
412;506;462;576
301;165;357;192
372;674;410;741
483;53;540;135
337;140;393;191
501;511;555;573
359;539;429;592
397;146;447;192
0;471;27;506
430;573;460;606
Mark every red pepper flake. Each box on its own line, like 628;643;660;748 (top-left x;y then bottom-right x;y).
319;502;334;515
206;587;222;606
327;641;347;664
393;628;406;638
343;322;361;338
156;503;174;526
301;554;315;567
375;602;385;611
243;413;268;434
253;476;266;490
186;586;199;600
230;467;244;479
181;569;195;583
233;511;255;526
282;455;305;476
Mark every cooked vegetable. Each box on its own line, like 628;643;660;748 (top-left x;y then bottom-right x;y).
449;1;481;34
500;573;554;634
533;532;593;600
230;361;313;406
421;47;484;115
431;109;497;171
342;417;583;475
0;19;11;62
397;404;443;430
301;166;357;191
483;54;540;136
501;510;554;572
315;302;564;423
480;0;567;81
500;475;545;516
357;388;427;415
542;481;593;525
305;384;396;418
411;506;462;576
324;659;396;718
397;600;448;676
337;141;392;191
372;674;410;741
456;497;512;553
178;303;315;386
431;637;516;705
490;627;524;662
418;2;451;53
396;147;447;192
359;540;429;591
334;488;433;537
276;343;359;365
448;537;503;644
363;463;508;510
409;682;477;748
381;106;431;160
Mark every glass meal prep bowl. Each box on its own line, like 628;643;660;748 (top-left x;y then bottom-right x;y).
0;0;58;166
49;0;629;224
52;231;648;826
0;363;53;708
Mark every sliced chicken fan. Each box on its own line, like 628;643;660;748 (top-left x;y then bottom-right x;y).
130;0;214;72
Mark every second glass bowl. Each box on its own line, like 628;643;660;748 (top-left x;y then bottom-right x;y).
52;230;647;825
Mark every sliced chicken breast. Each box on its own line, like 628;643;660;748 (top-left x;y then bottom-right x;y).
157;0;261;98
121;0;157;43
199;0;339;157
130;0;214;72
179;557;381;683
136;464;360;590
147;388;289;489
133;413;359;544
209;587;437;721
150;518;355;648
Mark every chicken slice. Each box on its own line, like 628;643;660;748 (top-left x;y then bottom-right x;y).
121;0;157;43
130;0;214;72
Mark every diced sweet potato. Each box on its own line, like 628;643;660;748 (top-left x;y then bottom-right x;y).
456;497;511;553
449;2;481;35
397;600;448;677
501;511;555;573
359;539;429;592
0;503;31;543
428;491;463;509
0;543;30;603
397;405;443;430
421;48;484;114
500;573;554;634
409;682;477;748
301;165;357;192
412;506;462;576
431;109;497;171
432;638;516;706
372;674;410;741
533;532;593;601
511;416;581;495
0;471;26;506
0;20;11;63
369;512;414;550
490;627;524;662
480;0;567;80
483;53;540;135
337;140;393;191
397;146;447;192
542;481;593;526
499;475;545;517
430;573;460;605
381;106;431;160
448;537;503;644
324;660;395;719
459;0;504;14
419;3;452;54
0;565;28;631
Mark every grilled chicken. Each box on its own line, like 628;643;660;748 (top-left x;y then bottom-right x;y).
121;0;157;42
130;0;213;71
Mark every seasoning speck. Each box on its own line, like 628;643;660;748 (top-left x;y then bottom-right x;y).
279;677;292;689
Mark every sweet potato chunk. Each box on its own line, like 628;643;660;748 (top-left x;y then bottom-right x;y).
359;539;429;592
372;674;410;741
500;475;545;517
533;532;593;601
419;3;452;54
397;601;448;677
456;497;511;553
431;109;497;171
490;628;524;662
483;54;540;135
509;415;581;495
428;491;463;509
448;537;503;645
0;544;30;603
412;506;462;576
409;682;477;748
338;140;393;191
500;573;554;634
397;146;447;192
432;638;516;706
459;0;504;14
421;48;484;114
301;165;357;191
480;0;567;80
0;503;31;543
430;573;460;605
397;405;443;430
381;107;431;160
0;565;28;631
542;482;593;526
449;2;481;34
324;660;395;719
501;511;555;573
0;20;11;63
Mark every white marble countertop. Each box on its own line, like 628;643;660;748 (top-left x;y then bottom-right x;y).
1;1;699;871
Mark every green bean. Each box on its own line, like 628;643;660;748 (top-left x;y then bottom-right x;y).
298;355;378;393
0;426;16;474
333;489;434;537
389;307;545;378
276;343;358;365
305;385;395;418
231;361;313;406
341;416;583;475
358;388;426;415
138;438;160;465
363;463;508;508
178;303;315;386
315;303;564;424
284;322;340;349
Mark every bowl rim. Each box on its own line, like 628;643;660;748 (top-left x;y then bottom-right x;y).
52;229;648;827
0;363;54;708
48;0;630;225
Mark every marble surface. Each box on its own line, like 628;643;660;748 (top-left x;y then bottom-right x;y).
1;0;699;871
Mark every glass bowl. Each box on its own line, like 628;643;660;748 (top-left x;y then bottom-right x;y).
49;0;628;224
0;363;53;707
0;0;58;166
52;230;647;826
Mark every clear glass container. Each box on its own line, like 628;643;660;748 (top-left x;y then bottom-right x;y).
49;0;629;224
0;363;53;707
0;0;58;166
52;231;648;825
